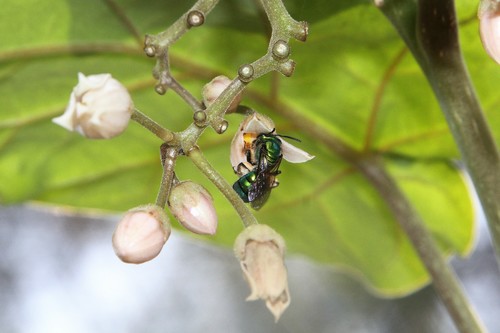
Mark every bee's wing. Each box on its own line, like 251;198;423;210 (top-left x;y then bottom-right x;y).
248;142;282;210
249;172;275;210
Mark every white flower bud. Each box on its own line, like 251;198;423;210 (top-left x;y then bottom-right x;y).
53;72;134;139
168;181;218;235
479;0;500;64
234;224;290;322
230;111;314;173
202;75;242;113
112;204;171;264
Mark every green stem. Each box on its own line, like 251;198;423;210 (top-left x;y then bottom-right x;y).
140;0;307;229
381;0;500;267
258;0;308;43
148;0;220;49
131;109;176;143
188;147;258;227
166;75;203;111
416;0;500;265
156;145;178;208
358;157;486;333
144;0;220;110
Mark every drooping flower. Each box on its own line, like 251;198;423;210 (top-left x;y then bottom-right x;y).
234;224;290;322
52;72;134;139
479;0;500;64
112;204;171;264
230;111;314;174
202;75;242;113
168;181;218;235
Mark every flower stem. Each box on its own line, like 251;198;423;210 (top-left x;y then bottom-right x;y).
156;145;178;208
166;75;203;111
131;109;176;143
141;0;307;230
358;156;486;333
188;147;258;227
416;0;500;267
380;0;500;269
144;0;219;111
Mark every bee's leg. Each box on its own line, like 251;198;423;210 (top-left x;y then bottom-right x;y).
271;178;280;188
235;162;254;175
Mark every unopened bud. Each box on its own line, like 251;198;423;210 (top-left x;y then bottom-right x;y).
169;181;218;235
53;73;133;139
112;204;171;264
202;75;242;113
479;0;500;64
234;224;290;322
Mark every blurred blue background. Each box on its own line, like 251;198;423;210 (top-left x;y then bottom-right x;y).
0;204;499;333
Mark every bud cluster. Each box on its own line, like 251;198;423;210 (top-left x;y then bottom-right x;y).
54;69;293;322
111;180;219;264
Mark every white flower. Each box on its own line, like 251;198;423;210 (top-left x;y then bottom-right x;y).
112;204;171;264
202;75;242;113
234;224;290;322
53;72;133;139
168;181;218;235
230;111;315;174
479;0;500;64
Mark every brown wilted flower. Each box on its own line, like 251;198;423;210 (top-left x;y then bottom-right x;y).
234;224;290;322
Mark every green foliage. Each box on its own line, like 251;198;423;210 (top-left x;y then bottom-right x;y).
0;0;494;296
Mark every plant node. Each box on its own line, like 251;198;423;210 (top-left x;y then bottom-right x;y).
155;84;167;95
215;119;229;134
272;40;290;60
187;10;205;28
291;21;309;42
193;110;207;126
238;64;255;82
144;45;156;57
278;60;296;77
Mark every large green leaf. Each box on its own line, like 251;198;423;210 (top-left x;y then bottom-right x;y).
0;0;490;295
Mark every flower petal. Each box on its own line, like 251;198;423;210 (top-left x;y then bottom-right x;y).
281;139;315;163
53;73;133;139
230;112;275;170
234;224;290;321
52;92;77;131
169;181;218;235
243;112;274;133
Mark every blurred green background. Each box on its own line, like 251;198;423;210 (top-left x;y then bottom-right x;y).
1;0;499;316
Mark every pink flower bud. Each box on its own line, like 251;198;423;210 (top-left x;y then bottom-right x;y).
168;181;218;235
53;72;134;139
234;224;290;322
479;0;500;64
112;204;171;264
202;75;242;113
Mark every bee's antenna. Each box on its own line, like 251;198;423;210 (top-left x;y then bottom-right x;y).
263;128;302;142
276;133;301;142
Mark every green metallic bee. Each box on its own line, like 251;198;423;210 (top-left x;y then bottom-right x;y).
232;130;298;210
